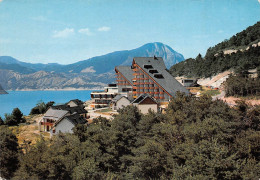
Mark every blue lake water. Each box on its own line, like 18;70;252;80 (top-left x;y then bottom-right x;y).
0;90;93;118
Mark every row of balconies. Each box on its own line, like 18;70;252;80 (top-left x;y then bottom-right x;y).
132;87;161;90
133;91;164;95
133;73;144;76
132;77;149;81
133;82;154;85
117;83;131;86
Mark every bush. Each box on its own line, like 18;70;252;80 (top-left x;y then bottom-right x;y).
30;101;55;115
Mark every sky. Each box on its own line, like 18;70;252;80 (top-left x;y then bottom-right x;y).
0;0;259;64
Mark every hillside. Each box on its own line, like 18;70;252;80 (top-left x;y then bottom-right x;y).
206;21;260;55
170;22;260;78
0;42;184;90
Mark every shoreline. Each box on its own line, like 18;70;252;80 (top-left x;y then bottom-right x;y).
6;88;103;92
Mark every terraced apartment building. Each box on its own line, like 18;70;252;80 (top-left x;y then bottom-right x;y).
115;57;189;102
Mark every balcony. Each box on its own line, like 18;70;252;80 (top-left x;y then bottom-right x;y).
133;73;143;76
117;83;129;86
160;97;165;99
41;122;54;126
160;92;164;94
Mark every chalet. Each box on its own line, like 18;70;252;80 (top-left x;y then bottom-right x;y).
39;99;87;132
110;95;131;111
132;94;158;114
90;84;118;108
39;108;69;132
50;114;86;136
115;57;189;102
52;105;88;118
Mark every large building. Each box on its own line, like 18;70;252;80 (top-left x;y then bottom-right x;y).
90;84;119;108
115;57;189;102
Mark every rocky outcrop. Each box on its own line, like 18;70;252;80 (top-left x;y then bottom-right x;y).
0;84;8;94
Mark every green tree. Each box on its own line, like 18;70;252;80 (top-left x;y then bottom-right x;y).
12;108;24;124
0;126;19;179
4;113;16;126
0;116;4;125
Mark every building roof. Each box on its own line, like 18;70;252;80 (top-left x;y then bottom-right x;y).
43;108;69;121
64;114;86;125
115;66;134;85
133;57;189;97
52;114;86;130
111;95;123;102
111;95;130;103
67;99;84;106
132;94;157;104
51;104;87;114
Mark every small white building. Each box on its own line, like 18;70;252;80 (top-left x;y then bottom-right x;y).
50;114;86;136
176;77;197;87
39;108;69;132
110;95;131;111
132;94;158;114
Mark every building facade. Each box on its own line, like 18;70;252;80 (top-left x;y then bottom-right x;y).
90;84;118;108
115;57;189;102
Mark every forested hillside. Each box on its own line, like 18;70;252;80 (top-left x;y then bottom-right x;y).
1;93;259;179
170;22;260;78
207;22;260;54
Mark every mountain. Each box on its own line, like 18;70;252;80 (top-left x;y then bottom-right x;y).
0;42;184;90
170;22;260;78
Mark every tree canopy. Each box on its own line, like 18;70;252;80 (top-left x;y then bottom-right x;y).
6;93;259;179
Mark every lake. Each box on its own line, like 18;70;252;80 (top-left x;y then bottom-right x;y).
0;90;93;118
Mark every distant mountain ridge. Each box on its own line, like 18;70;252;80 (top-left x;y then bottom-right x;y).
0;42;183;74
0;42;185;90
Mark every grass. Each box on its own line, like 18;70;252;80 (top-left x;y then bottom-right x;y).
9;114;50;151
188;86;221;97
200;89;221;96
96;108;112;113
235;95;260;100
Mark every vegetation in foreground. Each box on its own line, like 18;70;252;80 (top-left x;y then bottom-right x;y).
224;75;260;97
1;93;259;179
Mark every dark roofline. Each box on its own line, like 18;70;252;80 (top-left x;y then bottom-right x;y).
133;61;172;97
115;67;133;85
132;94;157;104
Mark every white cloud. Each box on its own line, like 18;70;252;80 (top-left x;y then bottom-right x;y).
52;28;74;38
258;0;260;3
97;26;111;32
78;28;93;36
0;0;3;2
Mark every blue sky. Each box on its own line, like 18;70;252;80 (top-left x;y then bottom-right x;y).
0;0;259;64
